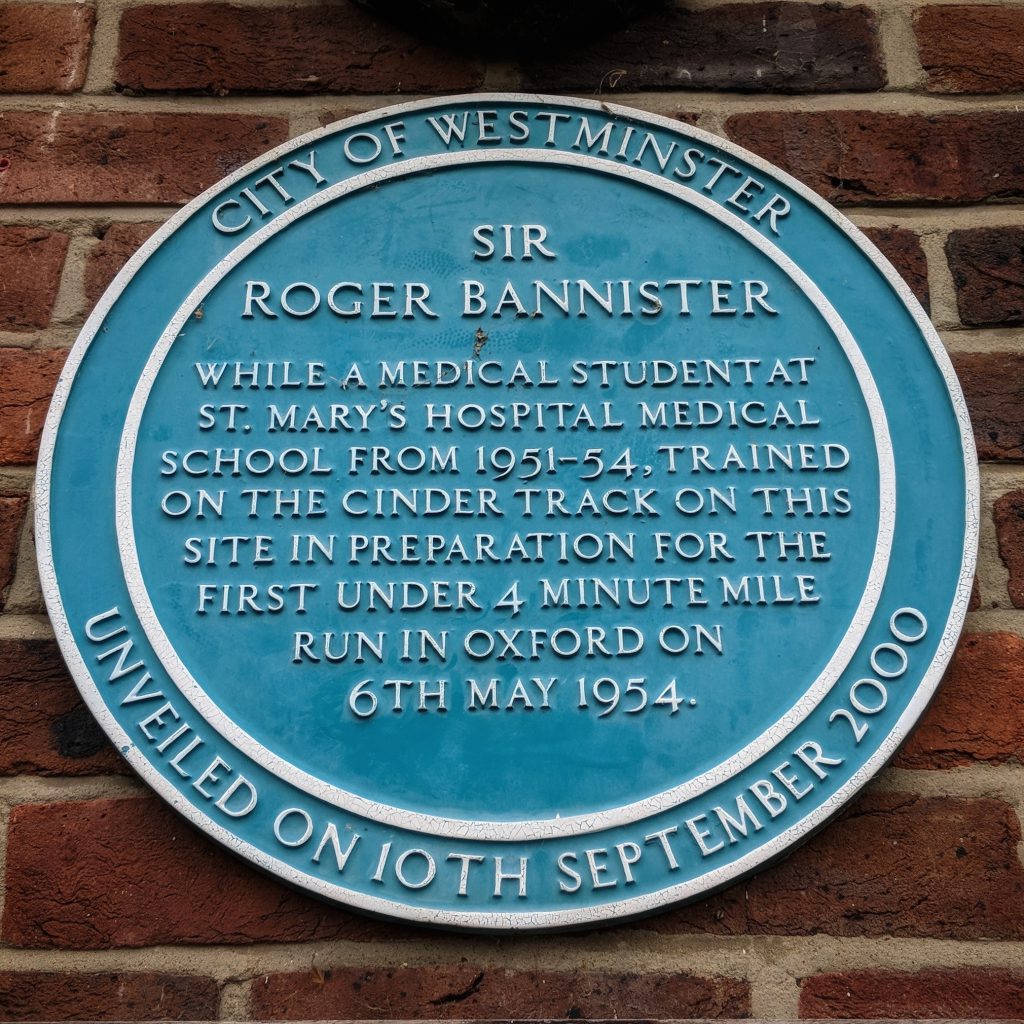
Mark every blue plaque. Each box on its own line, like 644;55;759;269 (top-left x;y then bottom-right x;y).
38;96;978;929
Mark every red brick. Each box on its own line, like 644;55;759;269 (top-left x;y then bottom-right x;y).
995;490;1024;606
0;493;27;609
0;113;288;204
116;3;483;94
862;226;930;310
0;637;128;776
916;6;1024;94
644;886;749;935
726;110;1024;203
84;222;161;311
1;797;419;947
895;633;1024;767
800;967;1024;1018
250;965;750;1020
0;227;69;331
0;4;95;94
951;353;1024;461
0;971;219;1022
519;3;883;93
746;792;1024;938
0;347;66;465
946;227;1024;327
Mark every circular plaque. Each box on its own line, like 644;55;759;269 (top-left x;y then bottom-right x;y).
38;95;978;929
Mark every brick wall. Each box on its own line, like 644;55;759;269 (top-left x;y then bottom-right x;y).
1;1;1023;1019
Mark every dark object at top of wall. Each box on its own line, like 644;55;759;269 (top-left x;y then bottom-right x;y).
353;0;667;54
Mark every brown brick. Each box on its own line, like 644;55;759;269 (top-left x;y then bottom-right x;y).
0;227;69;331
726;110;1024;203
116;3;483;94
995;489;1024;606
895;633;1024;767
746;792;1024;938
946;227;1024;327
0;493;27;609
1;797;419;947
916;6;1024;94
0;347;66;465
951;352;1024;461
652;791;1024;939
862;226;930;310
250;965;750;1020
0;637;128;775
519;2;884;93
644;886;749;935
800;967;1024;1018
0;113;288;204
970;574;981;610
0;970;219;1022
0;4;95;94
85;222;162;310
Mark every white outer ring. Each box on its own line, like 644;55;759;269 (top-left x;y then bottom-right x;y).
35;94;978;929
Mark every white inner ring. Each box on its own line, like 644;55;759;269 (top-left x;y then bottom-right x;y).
115;149;896;842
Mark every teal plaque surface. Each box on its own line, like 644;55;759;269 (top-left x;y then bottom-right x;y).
38;96;978;929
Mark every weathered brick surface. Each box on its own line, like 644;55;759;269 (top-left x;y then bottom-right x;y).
956;353;1024;459
0;493;27;610
24;790;1012;949
744;792;1024;938
726;111;1024;203
947;227;1024;327
995;490;1024;607
895;633;1024;767
0;637;127;775
0;4;95;94
117;3;483;94
862;226;930;310
0;227;70;331
84;222;162;310
519;2;884;93
250;965;750;1020
0;970;219;1022
1;797;419;947
644;888;749;936
0;113;288;204
916;5;1024;94
645;792;1024;939
0;347;66;465
800;967;1024;1018
950;353;1024;461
